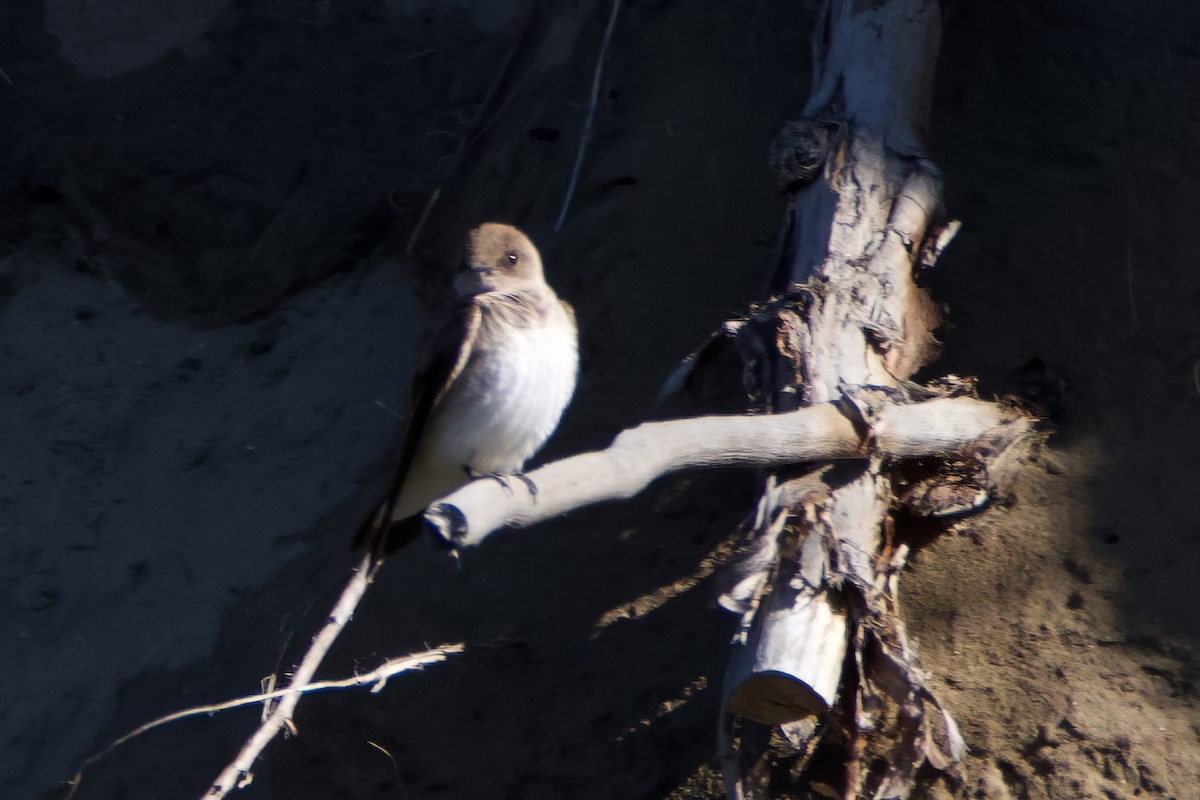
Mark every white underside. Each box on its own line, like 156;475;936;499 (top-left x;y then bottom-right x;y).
393;301;577;518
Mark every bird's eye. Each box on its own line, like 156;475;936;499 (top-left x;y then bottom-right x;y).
506;250;519;265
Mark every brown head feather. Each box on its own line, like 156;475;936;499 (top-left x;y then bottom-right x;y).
455;222;546;296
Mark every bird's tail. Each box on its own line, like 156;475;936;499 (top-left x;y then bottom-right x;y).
352;503;427;555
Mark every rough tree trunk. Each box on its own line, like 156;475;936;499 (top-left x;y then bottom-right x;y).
715;1;1034;798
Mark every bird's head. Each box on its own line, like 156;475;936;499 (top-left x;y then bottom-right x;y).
456;222;545;296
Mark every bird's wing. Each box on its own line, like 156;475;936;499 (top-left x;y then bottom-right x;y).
559;297;576;329
354;301;483;552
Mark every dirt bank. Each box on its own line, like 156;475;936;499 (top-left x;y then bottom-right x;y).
2;2;1196;798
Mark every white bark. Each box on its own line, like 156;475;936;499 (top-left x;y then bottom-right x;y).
424;397;1027;548
724;586;848;723
717;1;1020;796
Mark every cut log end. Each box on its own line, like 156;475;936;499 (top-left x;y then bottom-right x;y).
724;586;849;727
725;672;829;726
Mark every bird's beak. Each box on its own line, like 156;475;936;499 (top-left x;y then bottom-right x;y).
454;261;488;297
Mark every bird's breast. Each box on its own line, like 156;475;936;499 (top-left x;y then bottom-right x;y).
430;301;578;474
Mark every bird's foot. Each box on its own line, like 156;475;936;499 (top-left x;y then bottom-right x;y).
511;472;538;499
464;467;538;500
462;465;513;495
480;472;515;496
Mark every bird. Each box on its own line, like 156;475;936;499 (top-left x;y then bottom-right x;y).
355;222;579;555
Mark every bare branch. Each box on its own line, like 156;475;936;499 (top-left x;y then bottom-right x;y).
554;0;622;231
65;643;462;799
425;396;1030;548
204;552;382;799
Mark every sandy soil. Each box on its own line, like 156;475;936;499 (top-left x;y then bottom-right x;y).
2;1;1197;799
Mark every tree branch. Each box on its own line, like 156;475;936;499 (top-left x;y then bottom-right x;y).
204;552;383;798
425;396;1029;548
66;643;462;799
554;0;621;231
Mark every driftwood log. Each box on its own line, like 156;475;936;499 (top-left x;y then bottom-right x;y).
716;1;1037;798
432;0;1037;798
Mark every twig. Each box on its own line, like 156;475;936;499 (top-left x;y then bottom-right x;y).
405;188;440;255
554;0;622;232
65;642;462;798
405;11;528;253
203;552;383;798
374;399;405;420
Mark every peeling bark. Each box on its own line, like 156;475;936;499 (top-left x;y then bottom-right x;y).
715;1;1036;798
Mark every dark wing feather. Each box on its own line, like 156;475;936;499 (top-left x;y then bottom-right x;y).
354;301;483;553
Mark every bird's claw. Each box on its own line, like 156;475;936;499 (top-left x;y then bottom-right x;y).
481;472;515;496
464;468;538;501
512;472;538;498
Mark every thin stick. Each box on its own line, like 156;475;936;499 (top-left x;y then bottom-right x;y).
373;399;405;420
203;552;383;798
65;642;462;798
406;11;527;253
405;188;441;255
554;0;622;232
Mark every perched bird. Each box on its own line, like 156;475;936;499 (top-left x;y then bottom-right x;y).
356;222;579;554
